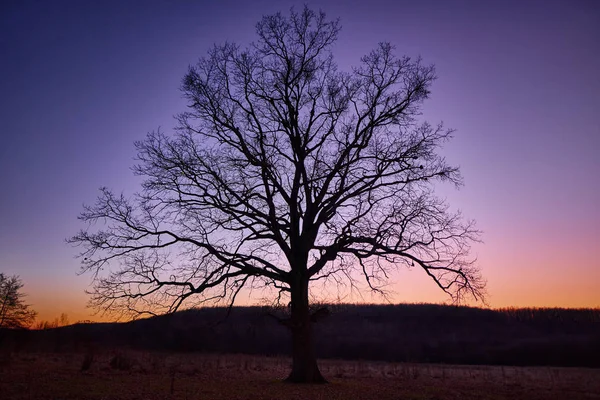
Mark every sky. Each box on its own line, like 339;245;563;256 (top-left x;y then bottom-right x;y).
1;0;599;323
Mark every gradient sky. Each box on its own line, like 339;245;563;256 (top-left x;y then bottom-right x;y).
1;0;598;323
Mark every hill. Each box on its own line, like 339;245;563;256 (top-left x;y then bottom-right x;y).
1;304;599;367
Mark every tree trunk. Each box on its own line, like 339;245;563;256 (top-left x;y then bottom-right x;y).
285;275;327;384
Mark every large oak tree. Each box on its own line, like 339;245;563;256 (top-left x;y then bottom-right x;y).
70;7;484;383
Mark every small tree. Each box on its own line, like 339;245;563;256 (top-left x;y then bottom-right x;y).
34;313;70;330
0;273;37;329
70;7;484;383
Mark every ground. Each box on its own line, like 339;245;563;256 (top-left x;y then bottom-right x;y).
1;351;599;399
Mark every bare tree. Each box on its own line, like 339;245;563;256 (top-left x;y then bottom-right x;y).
34;312;70;330
70;7;484;383
0;273;37;329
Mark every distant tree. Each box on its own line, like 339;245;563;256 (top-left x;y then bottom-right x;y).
0;273;37;329
70;7;484;383
34;313;70;330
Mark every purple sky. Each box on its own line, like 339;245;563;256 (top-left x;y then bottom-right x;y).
1;0;599;321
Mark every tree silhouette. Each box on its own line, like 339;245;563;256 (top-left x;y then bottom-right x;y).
70;7;484;383
0;273;37;329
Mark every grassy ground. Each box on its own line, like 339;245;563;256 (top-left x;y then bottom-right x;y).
1;351;599;399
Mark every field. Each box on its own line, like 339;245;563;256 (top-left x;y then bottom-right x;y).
1;351;599;400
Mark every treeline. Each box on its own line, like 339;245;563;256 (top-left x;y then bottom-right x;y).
1;304;599;368
32;313;71;330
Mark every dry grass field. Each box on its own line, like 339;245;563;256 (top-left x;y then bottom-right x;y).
1;351;599;400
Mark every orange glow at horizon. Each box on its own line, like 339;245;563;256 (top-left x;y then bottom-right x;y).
29;255;600;325
22;217;600;324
